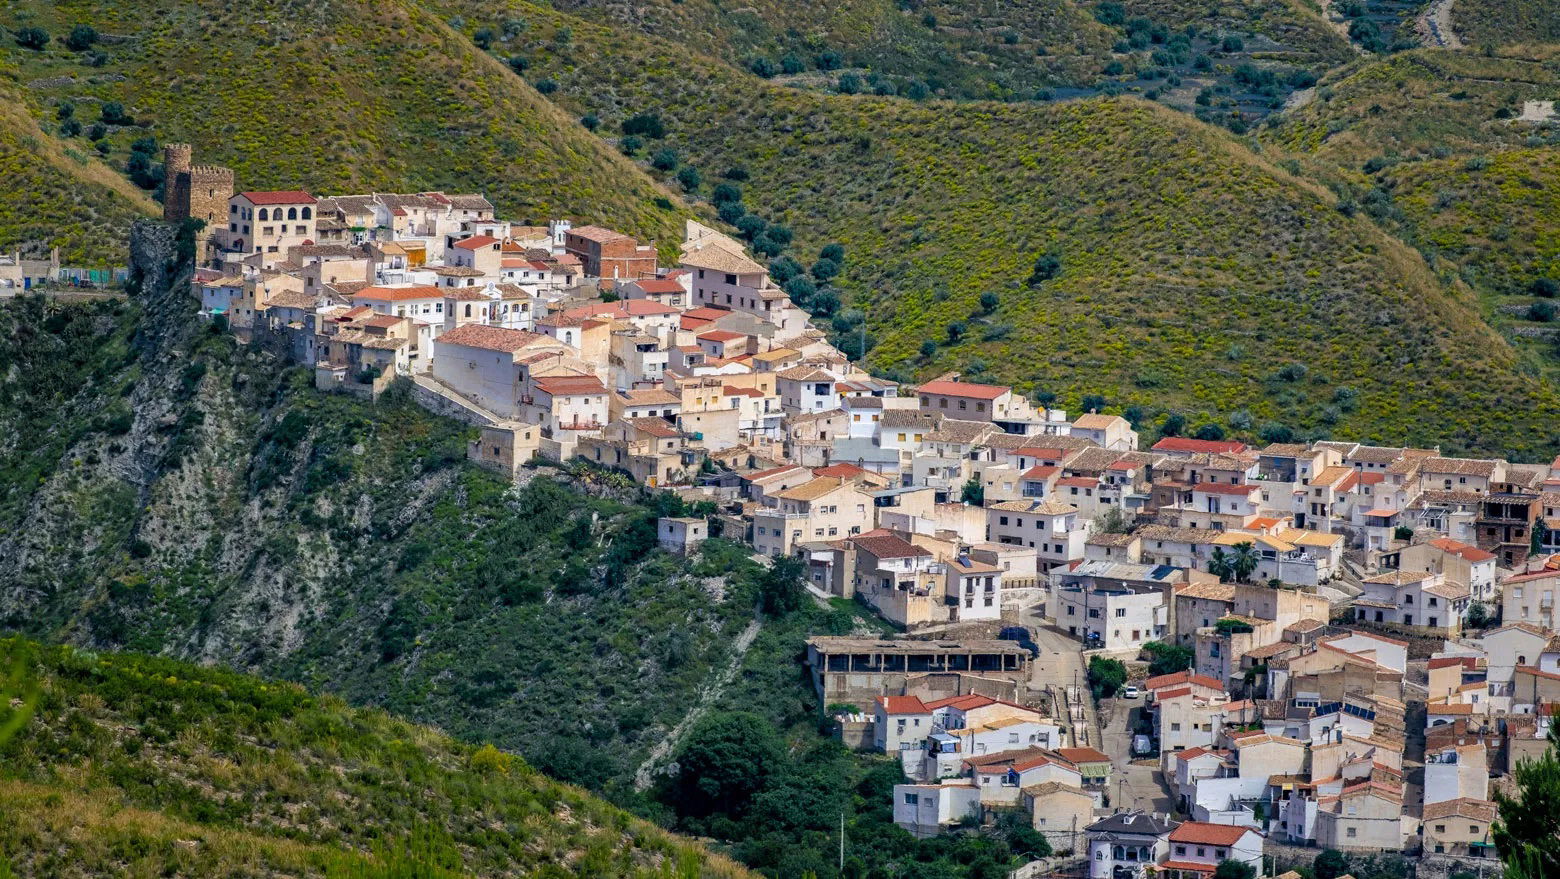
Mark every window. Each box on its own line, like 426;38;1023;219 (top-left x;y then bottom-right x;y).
1115;608;1126;617
903;793;919;805
1347;828;1358;838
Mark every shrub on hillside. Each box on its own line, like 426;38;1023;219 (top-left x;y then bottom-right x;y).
63;24;98;51
620;113;665;139
14;27;48;50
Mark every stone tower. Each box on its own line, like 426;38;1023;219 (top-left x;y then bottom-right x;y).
185;164;234;230
162;143;192;222
160;144;233;231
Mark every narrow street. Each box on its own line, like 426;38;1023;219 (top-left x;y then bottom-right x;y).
1023;618;1174;814
1098;692;1175;815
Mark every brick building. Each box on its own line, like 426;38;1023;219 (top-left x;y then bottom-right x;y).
563;225;657;279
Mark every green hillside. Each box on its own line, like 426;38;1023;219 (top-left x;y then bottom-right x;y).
1454;0;1560;48
428;0;1560;457
0;76;153;264
1261;49;1560;376
0;636;754;878
1267;48;1560;163
0;0;690;249
1120;0;1352;63
0;256;764;794
550;0;1117;99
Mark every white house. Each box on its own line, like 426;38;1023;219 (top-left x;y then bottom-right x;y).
986;499;1088;569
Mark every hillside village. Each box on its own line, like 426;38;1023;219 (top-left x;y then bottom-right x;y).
172;146;1560;879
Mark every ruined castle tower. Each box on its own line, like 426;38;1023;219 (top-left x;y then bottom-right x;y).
161;144;234;231
162;143;192;222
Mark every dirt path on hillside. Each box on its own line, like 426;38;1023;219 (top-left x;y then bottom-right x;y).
1418;0;1464;48
632;616;763;791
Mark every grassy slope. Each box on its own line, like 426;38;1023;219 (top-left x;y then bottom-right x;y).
433;0;1560;457
1454;0;1560;48
0;637;753;878
1;0;690;250
0;289;760;795
0;74;154;264
1263;49;1560;374
1123;0;1353;63
548;0;1118;98
1267;48;1560;164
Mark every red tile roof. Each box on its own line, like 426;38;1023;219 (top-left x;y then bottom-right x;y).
922;694;996;712
1055;747;1110;764
1057;476;1100;488
240;190;317;205
353;284;444;301
815;462;870;479
534;375;607;396
1158;862;1217;874
851;534;932;560
453;235;500;250
915;379;1009;400
436;324;546;353
564;300;680;319
1428;537;1497;563
1192;482;1260;496
1152;437;1249;454
879;695;930;715
635;279;685;293
1024;465;1060;480
1144;670;1226;691
698;330;746;342
1168;822;1253;846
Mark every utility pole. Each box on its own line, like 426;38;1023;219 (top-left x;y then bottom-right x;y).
839;809;845;872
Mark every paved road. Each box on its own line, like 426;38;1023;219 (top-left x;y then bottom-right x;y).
1099;693;1176;815
1024;619;1095;747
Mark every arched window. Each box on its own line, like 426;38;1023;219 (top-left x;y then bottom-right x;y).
463;304;471;318
1518;655;1527;666
301;207;312;219
257;208;269;221
287;207;298;220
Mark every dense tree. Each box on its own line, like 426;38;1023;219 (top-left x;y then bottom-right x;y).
1159;413;1186;438
782;277;816;309
757;555;805;616
819;243;845;263
675;165;701;190
1314;849;1350;879
1209;547;1233;582
920;339;937;358
1143;641;1194;676
811;257;840;282
1230;542;1259;584
961;477;984;506
1494;721;1560;879
673;711;784;817
1214;860;1256;879
579;113;598;130
620;113;665;139
14;27;48;50
809;288;840;316
63;24;98;51
979;290;1000;313
1088;656;1127;698
768;255;803;284
1194;423;1227;441
711;183;742;205
1027;251;1061;285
